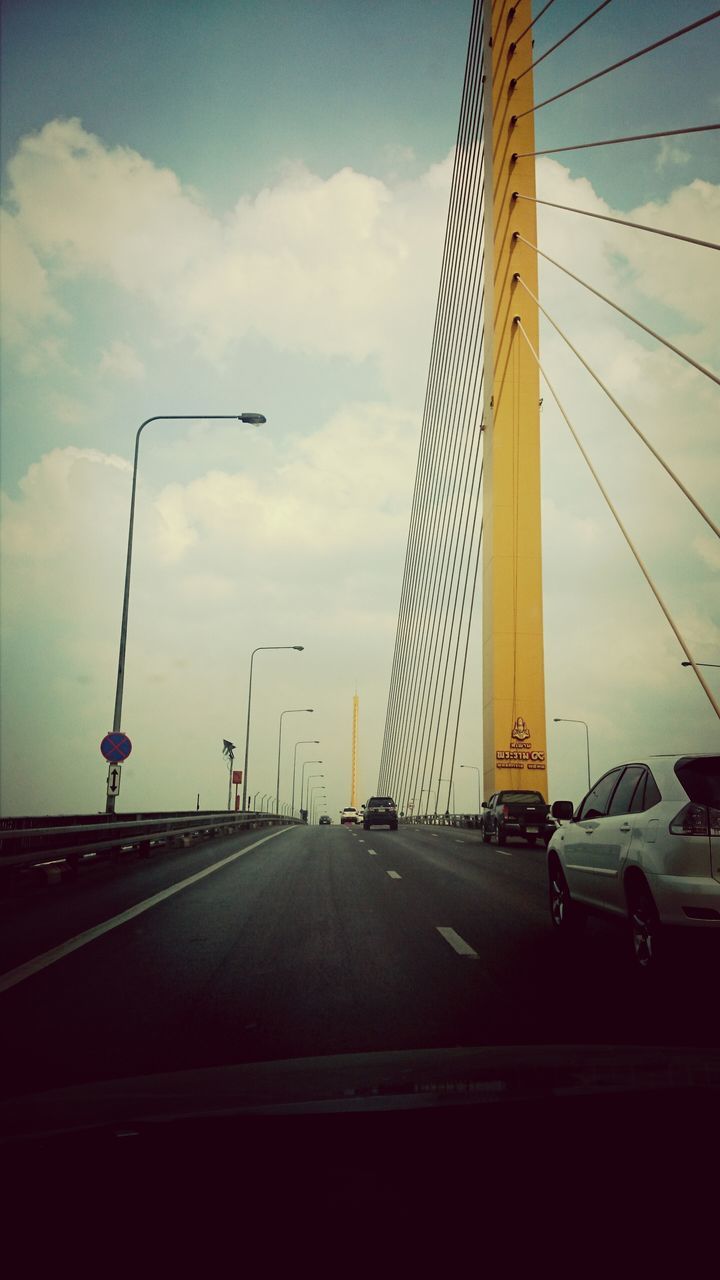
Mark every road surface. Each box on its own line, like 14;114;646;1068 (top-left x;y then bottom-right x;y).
1;821;717;1098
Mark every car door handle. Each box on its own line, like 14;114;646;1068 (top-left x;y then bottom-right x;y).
582;826;595;834
619;823;631;832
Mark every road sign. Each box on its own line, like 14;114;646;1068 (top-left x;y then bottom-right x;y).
107;763;122;797
101;732;132;763
232;769;243;784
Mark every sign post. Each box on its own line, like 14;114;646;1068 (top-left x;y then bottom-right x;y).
101;732;132;813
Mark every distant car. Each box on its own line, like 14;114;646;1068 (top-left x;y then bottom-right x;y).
340;807;360;826
318;814;331;825
363;797;398;831
547;753;720;972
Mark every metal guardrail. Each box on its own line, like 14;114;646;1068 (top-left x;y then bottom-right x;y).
0;810;298;873
401;814;482;829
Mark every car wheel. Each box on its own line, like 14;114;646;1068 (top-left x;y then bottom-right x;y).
526;836;537;847
363;823;369;830
627;879;665;973
548;856;585;939
390;823;398;831
482;825;492;845
497;827;507;846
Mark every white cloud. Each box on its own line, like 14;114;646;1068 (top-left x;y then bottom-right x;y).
4;119;449;397
99;340;145;380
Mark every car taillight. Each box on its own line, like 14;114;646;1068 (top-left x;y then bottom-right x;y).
670;803;712;836
503;805;509;818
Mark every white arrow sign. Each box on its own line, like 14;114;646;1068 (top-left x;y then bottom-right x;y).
107;763;122;797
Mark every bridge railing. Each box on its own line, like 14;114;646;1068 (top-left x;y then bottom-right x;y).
401;813;482;829
0;810;297;877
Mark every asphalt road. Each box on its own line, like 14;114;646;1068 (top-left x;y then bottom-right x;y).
1;821;717;1098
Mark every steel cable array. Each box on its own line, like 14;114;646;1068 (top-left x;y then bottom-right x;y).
377;0;486;815
380;0;720;815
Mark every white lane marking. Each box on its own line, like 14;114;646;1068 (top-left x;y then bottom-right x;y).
386;870;402;879
499;850;512;856
436;927;479;958
358;840;365;844
368;849;378;856
0;825;293;996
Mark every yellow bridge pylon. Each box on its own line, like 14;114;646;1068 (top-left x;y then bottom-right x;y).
481;0;548;800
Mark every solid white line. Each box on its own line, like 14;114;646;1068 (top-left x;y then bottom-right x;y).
386;870;402;879
0;825;293;996
436;927;479;958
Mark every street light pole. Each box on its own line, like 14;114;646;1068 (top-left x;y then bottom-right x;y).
310;788;326;824
292;740;319;817
439;777;455;814
276;709;313;812
554;718;592;792
460;764;482;813
106;412;265;814
242;645;304;811
299;759;322;817
304;772;323;814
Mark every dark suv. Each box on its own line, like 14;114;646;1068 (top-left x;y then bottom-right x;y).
363;797;398;831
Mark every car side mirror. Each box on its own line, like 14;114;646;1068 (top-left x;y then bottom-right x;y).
481;801;487;809
551;800;574;822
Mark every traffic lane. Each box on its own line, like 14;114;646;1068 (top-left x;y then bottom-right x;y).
0;823;504;1097
351;824;720;1048
0;822;296;976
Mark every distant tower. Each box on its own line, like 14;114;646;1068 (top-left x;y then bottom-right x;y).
351;693;359;807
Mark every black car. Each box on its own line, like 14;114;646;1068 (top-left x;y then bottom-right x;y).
363;796;398;830
318;814;331;825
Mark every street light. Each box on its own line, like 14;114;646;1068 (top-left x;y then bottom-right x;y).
439;777;455;814
554;718;592;792
300;759;322;817
421;788;436;815
276;709;313;811
311;790;326;825
252;791;261;810
304;773;324;813
681;661;720;668
292;741;319;816
242;645;304;810
460;764;482;813
106;412;265;813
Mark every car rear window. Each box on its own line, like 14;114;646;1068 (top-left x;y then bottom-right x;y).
499;792;545;803
675;756;720;806
368;797;394;806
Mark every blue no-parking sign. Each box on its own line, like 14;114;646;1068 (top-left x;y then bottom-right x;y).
100;731;133;763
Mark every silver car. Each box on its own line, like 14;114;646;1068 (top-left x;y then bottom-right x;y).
547;753;719;971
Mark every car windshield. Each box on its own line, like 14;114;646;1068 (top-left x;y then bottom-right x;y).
1;1;718;1131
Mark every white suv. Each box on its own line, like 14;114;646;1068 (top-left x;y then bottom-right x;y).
547;754;719;971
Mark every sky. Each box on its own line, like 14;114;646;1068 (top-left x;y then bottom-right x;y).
1;0;719;819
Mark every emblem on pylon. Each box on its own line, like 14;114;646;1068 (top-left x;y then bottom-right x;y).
511;717;531;742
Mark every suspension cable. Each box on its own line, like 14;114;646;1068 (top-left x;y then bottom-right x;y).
513;123;720;159
515;318;720;722
513;11;720;118
512;193;720;251
513;234;720;388
514;273;720;538
514;0;615;81
512;0;558;45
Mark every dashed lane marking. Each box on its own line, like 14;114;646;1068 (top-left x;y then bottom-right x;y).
368;849;378;855
436;927;479;958
0;825;293;995
386;870;402;879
